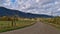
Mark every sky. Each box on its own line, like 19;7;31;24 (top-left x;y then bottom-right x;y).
0;0;60;16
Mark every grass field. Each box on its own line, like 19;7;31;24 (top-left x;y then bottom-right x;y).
39;17;60;29
0;20;36;33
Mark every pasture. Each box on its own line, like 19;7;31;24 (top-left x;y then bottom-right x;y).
39;17;60;29
0;20;36;33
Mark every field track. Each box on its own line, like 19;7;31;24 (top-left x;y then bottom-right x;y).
0;22;60;34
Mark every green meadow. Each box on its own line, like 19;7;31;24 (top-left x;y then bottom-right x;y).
0;20;36;33
0;16;36;33
39;16;60;29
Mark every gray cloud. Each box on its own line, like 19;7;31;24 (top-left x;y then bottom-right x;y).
0;0;60;16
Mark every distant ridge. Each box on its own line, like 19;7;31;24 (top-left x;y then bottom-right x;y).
0;7;53;18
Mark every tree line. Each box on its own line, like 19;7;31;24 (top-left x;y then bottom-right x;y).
0;16;18;21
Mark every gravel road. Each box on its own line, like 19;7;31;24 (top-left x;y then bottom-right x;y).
0;22;60;34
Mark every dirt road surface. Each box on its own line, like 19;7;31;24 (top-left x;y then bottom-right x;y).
0;22;60;34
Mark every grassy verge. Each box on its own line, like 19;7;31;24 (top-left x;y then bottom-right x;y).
39;17;60;30
0;20;36;33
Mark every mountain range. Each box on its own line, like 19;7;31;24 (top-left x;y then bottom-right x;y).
0;7;53;18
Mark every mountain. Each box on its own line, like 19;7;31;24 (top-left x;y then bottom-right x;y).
0;7;53;18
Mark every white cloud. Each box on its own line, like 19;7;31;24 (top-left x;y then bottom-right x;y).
35;0;40;3
57;8;60;11
0;0;60;16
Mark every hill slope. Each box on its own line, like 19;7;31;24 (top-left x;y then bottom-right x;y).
0;7;53;18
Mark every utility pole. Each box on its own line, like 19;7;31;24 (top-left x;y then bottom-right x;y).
50;11;53;22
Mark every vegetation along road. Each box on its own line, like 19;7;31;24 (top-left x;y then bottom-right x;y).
0;22;60;34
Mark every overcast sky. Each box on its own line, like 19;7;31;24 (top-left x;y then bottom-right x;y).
0;0;60;16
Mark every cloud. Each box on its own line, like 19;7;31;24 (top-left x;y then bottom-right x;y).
0;0;60;16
